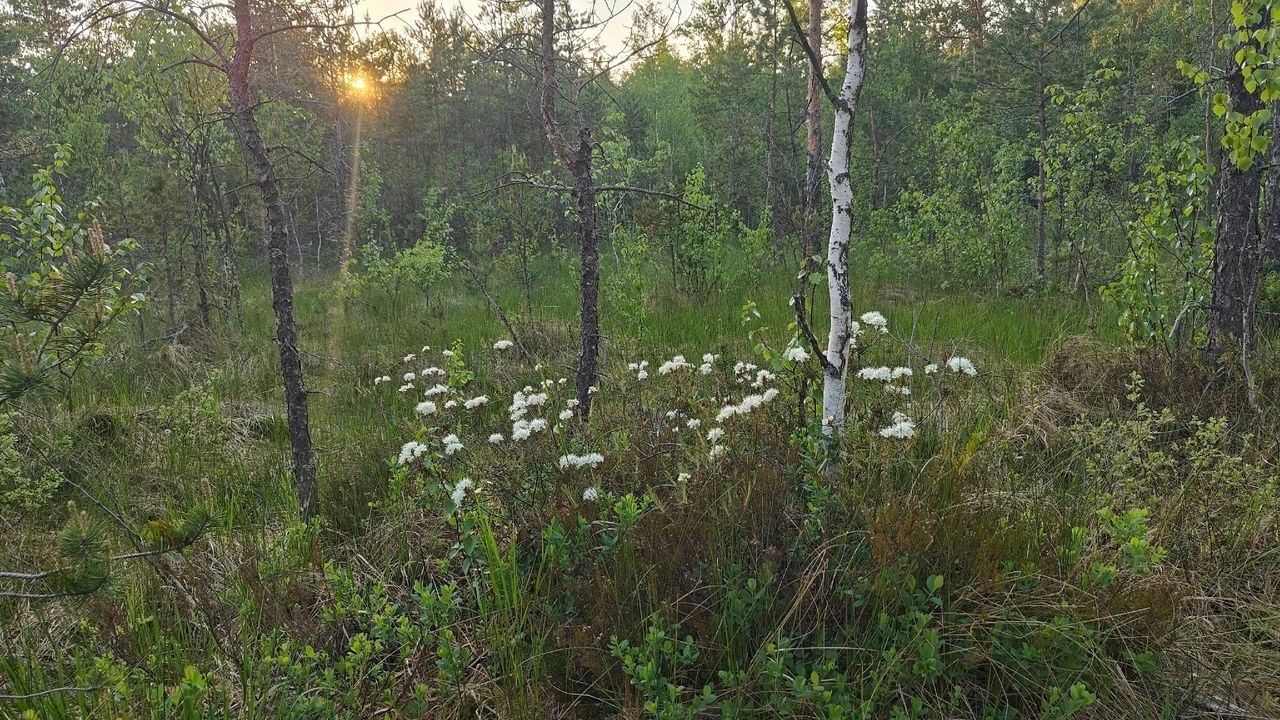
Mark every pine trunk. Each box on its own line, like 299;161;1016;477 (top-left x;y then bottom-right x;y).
227;0;319;519
1207;35;1264;362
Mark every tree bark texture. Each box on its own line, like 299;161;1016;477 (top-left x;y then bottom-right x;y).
820;0;869;433
227;0;319;519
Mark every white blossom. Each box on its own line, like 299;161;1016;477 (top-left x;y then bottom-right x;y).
924;363;940;375
403;372;417;382
686;418;702;430
762;388;779;402
464;395;488;409
676;472;691;483
856;366;892;383
493;339;514;351
946;356;978;376
415;400;438;416
558;452;605;470
782;345;810;363
587;386;598;395
658;355;693;375
860;310;889;333
582;486;600;501
444;400;458;409
397;440;428;465
706;427;725;443
403;354;416;363
450;477;473;507
424;384;449;397
398;383;415;393
709;444;727;460
878;412;917;439
421;367;445;378
558;409;574;421
511;417;548;441
488;433;505;444
442;434;464;456
441;349;455;357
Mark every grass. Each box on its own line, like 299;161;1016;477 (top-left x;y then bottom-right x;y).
2;259;1275;720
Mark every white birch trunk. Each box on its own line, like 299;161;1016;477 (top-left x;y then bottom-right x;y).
821;0;869;434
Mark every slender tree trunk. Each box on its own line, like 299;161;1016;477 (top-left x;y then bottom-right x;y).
227;0;319;519
1207;40;1263;361
766;3;787;247
572;133;600;416
1035;60;1048;287
1263;104;1280;273
189;176;212;329
539;0;602;420
803;0;825;268
820;0;869;433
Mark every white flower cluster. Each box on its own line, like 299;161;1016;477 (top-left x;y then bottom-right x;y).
488;432;505;444
508;388;548;420
856;365;913;396
464;395;488;409
878;412;916;439
699;353;718;375
424;383;448;398
398;440;429;465
450;477;473;507
658;355;693;375
373;375;392;385
493;339;514;351
442;434;463;456
415;400;437;416
860;310;889;334
946;356;978;376
582;486;600;501
706;427;725;443
558;452;604;470
511;417;548;441
628;360;650;380
781;345;809;363
714;387;780;423
709;444;728;461
398;383;415;393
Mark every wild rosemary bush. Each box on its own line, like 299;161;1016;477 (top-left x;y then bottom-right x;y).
2;278;1276;720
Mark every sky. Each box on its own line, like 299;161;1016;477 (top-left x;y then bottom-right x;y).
354;0;685;54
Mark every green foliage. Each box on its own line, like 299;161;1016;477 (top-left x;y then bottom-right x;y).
0;411;62;510
0;146;143;402
1100;140;1212;347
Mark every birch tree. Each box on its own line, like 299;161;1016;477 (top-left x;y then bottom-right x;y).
790;0;870;433
819;0;869;432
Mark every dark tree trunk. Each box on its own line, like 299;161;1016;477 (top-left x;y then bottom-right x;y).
1264;104;1280;274
1207;43;1264;361
571;131;600;418
803;0;824;267
189;182;212;329
1035;61;1047;287
539;0;602;420
227;0;319;519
